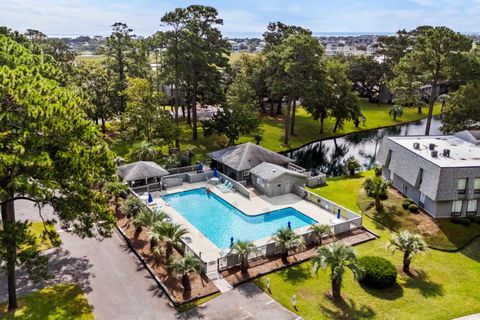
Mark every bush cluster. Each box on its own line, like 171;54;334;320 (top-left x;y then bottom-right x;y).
408;204;419;213
451;217;471;226
359;256;397;289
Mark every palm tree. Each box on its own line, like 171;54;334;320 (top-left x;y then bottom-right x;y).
271;227;305;261
344;156;361;176
150;222;188;259
309;224;332;246
128;140;159;161
389;105;403;121
133;208;167;233
229;240;258;273
168;255;201;292
123;196;143;218
312;242;363;301
363;176;390;211
388;231;428;273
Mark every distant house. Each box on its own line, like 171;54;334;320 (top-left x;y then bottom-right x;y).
208;142;295;181
250;162;307;197
377;131;480;218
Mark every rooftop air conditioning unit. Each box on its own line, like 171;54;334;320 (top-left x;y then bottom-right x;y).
413;142;420;150
443;149;451;157
429;143;436;150
431;150;438;158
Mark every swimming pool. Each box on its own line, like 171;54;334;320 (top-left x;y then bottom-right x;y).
161;188;317;249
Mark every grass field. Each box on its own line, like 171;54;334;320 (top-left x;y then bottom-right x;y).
29;222;61;251
0;284;93;320
111;101;442;162
253;172;480;320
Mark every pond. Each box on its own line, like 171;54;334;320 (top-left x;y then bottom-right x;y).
285;116;443;176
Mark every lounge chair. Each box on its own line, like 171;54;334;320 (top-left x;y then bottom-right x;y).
217;180;234;193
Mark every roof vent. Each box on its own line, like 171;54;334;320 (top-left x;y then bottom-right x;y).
443;149;450;157
431;150;438;158
272;169;276;173
429;143;436;151
413;142;420;150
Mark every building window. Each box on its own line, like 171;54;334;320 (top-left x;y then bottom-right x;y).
466;200;478;216
474;178;480;194
419;193;426;207
457;178;467;194
451;200;463;216
385;150;392;168
417;168;424;187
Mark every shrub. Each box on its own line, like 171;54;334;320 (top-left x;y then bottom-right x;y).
451;217;471;226
359;256;397;289
408;204;419;213
402;201;410;209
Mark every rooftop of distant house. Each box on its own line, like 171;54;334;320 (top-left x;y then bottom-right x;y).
385;130;480;168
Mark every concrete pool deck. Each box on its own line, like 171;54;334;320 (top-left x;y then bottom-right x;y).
147;182;344;267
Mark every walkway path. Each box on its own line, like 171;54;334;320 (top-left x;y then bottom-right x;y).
181;283;300;320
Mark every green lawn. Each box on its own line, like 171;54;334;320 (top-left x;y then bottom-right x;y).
254;172;480;320
29;222;61;251
111;101;442;162
0;284;93;319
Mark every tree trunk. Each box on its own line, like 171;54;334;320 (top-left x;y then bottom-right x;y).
417;106;422;114
1;195;18;310
403;253;411;273
320;113;325;134
331;276;342;301
173;81;180;148
101;117;106;134
166;242;173;259
187;106;191;126
375;196;381;211
393;113;397;121
241;255;248;273
182;274;192;291
333;119;340;133
276;101;282;115
425;81;438;136
270;100;275;116
192;73;198;140
259;98;266;114
283;98;292;146
181;105;186;119
290;98;296;135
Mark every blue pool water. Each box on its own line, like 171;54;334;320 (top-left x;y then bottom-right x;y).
161;188;317;249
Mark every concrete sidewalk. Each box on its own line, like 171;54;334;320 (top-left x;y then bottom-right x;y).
181;283;300;320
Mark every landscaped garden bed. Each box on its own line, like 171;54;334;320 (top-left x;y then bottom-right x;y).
117;214;219;304
358;187;480;250
221;228;376;287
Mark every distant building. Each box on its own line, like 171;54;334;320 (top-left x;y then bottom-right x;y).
377;131;480;218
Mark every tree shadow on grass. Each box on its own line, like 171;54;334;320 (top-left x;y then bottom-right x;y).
279;264;311;285
320;296;376;320
403;270;444;298
0;248;93;301
8;284;92;320
360;282;404;300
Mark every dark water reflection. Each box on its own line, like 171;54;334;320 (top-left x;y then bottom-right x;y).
286;117;443;176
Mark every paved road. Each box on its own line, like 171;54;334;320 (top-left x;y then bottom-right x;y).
181;283;300;320
1;200;299;320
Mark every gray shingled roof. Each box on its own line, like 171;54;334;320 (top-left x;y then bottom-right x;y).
117;161;169;182
208;142;293;172
249;162;307;182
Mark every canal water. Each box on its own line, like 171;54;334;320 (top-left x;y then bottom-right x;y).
286;116;443;176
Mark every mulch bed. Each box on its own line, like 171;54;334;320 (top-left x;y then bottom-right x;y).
221;228;376;287
117;214;219;304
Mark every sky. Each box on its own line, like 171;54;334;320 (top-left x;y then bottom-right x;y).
1;0;480;38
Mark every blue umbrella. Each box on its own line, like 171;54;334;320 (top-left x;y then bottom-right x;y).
337;209;341;219
148;193;153;204
213;168;218;178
